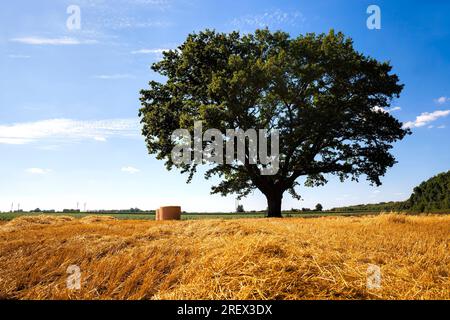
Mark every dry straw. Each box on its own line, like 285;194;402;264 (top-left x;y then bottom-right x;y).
0;214;448;299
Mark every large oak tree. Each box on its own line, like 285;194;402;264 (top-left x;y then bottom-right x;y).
139;29;409;217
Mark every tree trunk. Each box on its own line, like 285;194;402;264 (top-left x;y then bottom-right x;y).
266;192;283;218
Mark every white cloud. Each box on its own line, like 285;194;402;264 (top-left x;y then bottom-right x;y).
131;48;171;61
231;10;305;29
93;74;135;80
403;110;450;129
26;168;52;175
434;96;449;105
390;106;402;112
372;106;402;113
0;118;140;145
131;48;169;54
121;166;140;174
10;37;97;45
437;125;446;129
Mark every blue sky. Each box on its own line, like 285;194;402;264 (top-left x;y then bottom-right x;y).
1;0;449;212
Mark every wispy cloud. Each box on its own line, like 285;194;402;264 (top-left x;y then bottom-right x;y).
130;0;170;5
101;17;171;29
26;168;52;175
8;54;31;59
131;48;171;60
121;166;140;174
231;9;305;29
10;37;97;45
372;106;402;113
131;48;169;54
434;96;449;105
79;0;170;8
70;0;172;32
93;74;135;80
390;106;402;112
0;118;140;145
403;110;450;129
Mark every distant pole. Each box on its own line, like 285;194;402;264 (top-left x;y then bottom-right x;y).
11;202;14;212
18;203;20;212
77;202;79;210
84;203;87;212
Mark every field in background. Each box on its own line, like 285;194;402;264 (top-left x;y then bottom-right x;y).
0;211;386;221
0;214;448;300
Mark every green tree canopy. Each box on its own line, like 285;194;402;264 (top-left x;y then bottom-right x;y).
139;29;409;217
403;170;450;212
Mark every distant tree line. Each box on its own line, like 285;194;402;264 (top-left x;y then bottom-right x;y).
400;170;450;212
331;171;450;213
329;201;403;212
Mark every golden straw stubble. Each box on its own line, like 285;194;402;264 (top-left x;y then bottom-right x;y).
0;214;448;300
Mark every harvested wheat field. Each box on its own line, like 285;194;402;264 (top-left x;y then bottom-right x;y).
0;214;448;300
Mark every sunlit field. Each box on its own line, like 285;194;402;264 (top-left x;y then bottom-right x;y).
0;214;448;300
